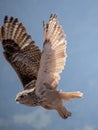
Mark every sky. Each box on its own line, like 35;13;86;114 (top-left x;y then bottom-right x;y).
0;0;98;130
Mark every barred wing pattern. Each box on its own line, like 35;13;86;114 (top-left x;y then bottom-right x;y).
0;16;41;89
36;14;67;93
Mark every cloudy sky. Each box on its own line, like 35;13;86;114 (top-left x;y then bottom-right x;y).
0;0;98;130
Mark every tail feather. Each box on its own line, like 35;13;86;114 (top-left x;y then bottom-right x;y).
60;91;83;101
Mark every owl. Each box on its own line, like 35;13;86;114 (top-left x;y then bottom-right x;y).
0;14;83;119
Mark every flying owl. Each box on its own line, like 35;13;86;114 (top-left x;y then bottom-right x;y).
0;14;83;119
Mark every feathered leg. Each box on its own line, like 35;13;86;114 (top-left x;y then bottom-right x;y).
57;106;71;119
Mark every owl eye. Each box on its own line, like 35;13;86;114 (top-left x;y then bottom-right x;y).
28;92;32;96
20;95;24;98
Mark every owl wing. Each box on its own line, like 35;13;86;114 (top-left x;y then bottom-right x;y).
36;14;67;93
0;16;41;89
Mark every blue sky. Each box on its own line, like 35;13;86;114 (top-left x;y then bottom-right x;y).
0;0;98;130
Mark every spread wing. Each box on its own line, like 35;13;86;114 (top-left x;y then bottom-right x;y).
0;16;41;89
36;14;67;93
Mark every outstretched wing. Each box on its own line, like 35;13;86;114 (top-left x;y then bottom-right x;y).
36;14;67;93
0;16;41;89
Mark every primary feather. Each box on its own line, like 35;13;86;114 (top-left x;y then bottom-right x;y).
36;14;67;93
0;14;83;119
0;16;41;88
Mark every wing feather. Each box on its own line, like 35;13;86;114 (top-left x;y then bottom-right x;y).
0;16;41;89
36;14;67;93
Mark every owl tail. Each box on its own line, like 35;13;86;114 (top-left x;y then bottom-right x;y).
60;91;83;101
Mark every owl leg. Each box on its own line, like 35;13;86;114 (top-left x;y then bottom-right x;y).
57;106;71;119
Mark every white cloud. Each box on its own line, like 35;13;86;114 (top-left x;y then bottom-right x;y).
0;118;12;127
13;108;51;129
83;125;94;130
75;125;95;130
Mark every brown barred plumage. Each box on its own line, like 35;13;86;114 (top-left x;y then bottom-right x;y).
0;16;41;87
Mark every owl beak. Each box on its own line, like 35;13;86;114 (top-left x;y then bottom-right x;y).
16;98;19;101
15;97;20;103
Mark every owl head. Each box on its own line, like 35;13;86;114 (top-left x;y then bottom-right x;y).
15;88;39;106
